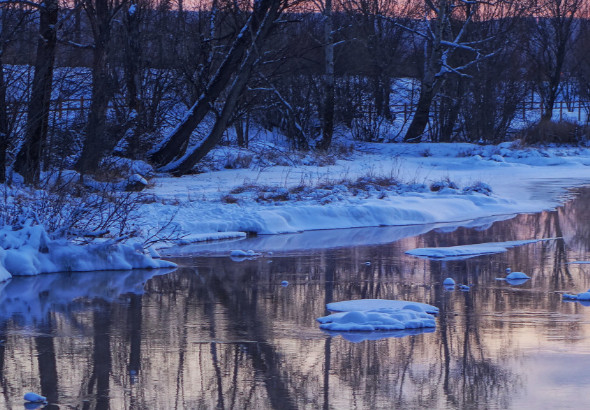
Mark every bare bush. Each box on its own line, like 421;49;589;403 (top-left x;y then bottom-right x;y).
518;120;590;145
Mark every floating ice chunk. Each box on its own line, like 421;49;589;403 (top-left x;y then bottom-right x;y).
317;305;436;333
230;250;261;257
326;299;439;315
459;284;470;291
506;270;530;280
443;278;455;286
406;239;555;261
563;291;590;301
496;268;530;284
24;392;46;403
281;280;289;287
229;249;262;261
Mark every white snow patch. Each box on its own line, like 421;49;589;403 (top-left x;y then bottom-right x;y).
317;306;436;332
0;225;176;282
406;238;555;260
326;299;439;315
563;290;590;301
24;392;46;403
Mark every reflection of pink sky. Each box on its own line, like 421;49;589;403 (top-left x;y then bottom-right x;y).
4;199;590;408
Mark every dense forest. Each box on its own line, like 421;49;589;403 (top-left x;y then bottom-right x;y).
1;0;589;184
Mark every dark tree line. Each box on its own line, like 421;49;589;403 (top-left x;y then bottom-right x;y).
0;0;589;183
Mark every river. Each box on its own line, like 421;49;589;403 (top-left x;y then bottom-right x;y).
2;188;590;409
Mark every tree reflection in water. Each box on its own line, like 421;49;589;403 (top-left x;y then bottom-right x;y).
2;189;590;408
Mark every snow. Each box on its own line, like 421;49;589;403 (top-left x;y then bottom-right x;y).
405;239;554;260
563;290;590;301
5;140;590;280
496;268;531;285
140;141;590;253
0;224;176;282
317;299;437;336
317;308;436;332
505;269;530;280
326;299;439;315
23;392;46;403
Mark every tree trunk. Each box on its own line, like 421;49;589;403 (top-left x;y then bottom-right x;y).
76;0;113;174
124;1;145;157
404;81;436;142
317;0;334;151
13;0;58;184
0;56;9;183
150;0;282;167
168;0;280;175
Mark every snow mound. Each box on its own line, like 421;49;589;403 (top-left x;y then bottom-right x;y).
495;268;530;284
406;239;554;260
326;299;439;315
563;290;590;301
24;392;46;403
317;307;436;332
230;249;261;257
0;224;176;281
506;271;530;280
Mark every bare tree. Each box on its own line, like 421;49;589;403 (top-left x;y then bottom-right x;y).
75;0;127;175
402;0;496;142
13;0;58;184
0;2;33;182
150;0;290;171
166;0;287;174
527;0;584;122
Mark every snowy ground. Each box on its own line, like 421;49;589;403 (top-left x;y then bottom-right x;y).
3;139;590;280
143;141;590;253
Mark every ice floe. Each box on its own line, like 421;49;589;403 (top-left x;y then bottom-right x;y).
496;268;531;285
405;239;555;260
317;299;438;338
563;290;590;301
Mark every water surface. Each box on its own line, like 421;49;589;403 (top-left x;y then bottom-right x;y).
3;189;590;409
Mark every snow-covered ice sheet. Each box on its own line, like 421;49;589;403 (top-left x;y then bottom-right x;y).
326;299;439;315
405;239;555;260
317;299;438;337
162;215;516;256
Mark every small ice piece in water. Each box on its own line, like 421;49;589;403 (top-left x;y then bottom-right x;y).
443;278;455;286
563;291;590;301
281;280;289;287
505;268;530;280
459;284;470;291
230;250;262;261
317;305;436;332
230;250;260;257
24;392;47;403
364;261;371;266
496;268;530;283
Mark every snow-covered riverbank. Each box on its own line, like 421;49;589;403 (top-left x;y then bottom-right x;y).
3;140;590;280
142;141;590;251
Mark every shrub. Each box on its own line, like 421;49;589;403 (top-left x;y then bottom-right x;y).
519;120;590;145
